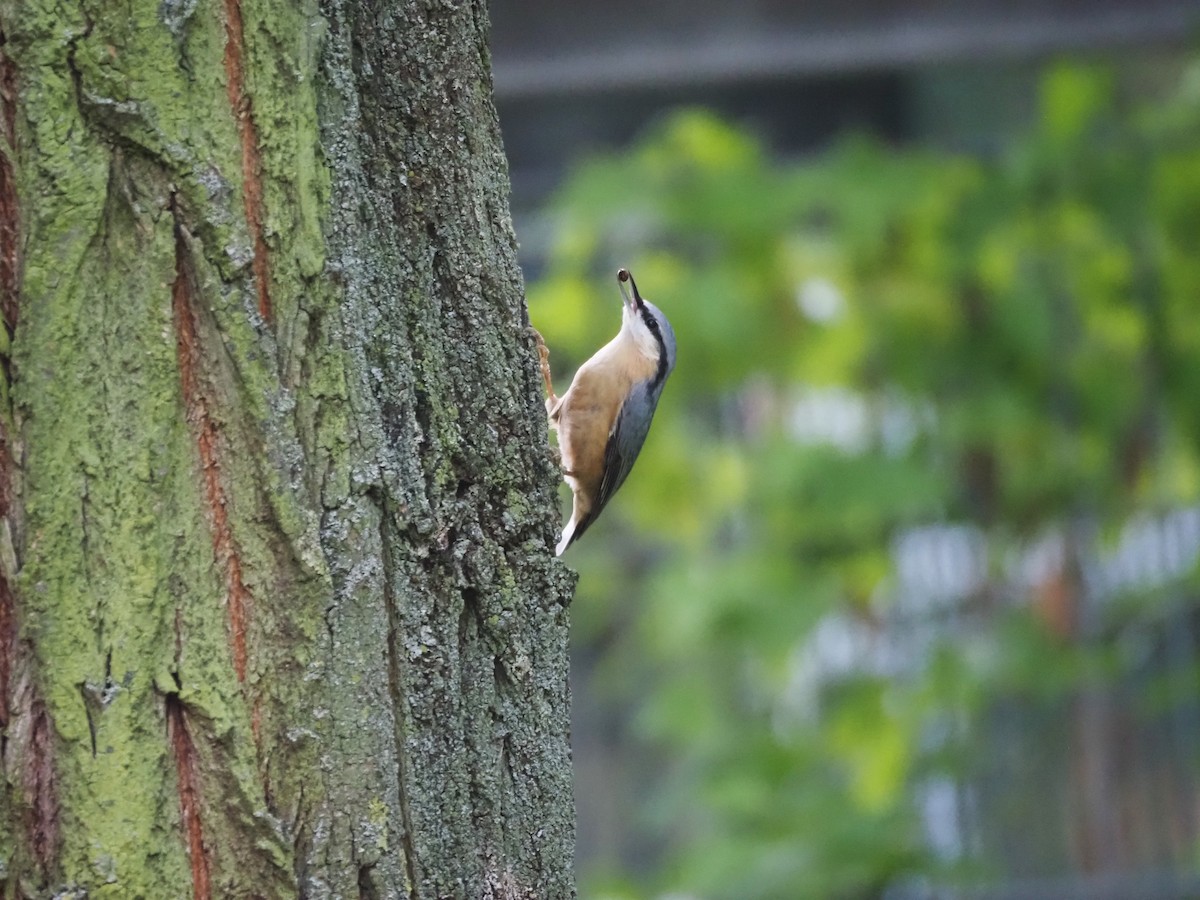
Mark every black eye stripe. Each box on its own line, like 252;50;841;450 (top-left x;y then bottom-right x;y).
640;310;669;388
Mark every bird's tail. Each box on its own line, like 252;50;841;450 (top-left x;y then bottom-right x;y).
556;505;602;556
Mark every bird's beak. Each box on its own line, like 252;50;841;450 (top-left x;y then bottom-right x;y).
618;268;643;312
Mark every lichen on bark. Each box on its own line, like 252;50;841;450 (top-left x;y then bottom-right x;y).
0;0;575;896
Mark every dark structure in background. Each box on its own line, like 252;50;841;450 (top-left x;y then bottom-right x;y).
489;1;1200;894
493;0;1196;212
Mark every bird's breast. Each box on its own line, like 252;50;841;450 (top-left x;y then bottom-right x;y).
556;343;656;493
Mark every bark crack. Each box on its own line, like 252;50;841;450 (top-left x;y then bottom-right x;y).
25;695;60;875
166;691;212;900
222;0;272;323
171;202;251;682
379;496;420;900
0;568;11;739
80;684;97;758
0;435;14;740
0;90;56;867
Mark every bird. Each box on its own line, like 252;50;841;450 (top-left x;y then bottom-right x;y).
535;268;677;555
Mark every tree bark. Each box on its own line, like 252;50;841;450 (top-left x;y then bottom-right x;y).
0;0;575;897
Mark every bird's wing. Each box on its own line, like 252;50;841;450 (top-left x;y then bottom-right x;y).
567;380;659;547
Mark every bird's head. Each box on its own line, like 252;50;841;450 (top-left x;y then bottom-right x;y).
618;268;676;384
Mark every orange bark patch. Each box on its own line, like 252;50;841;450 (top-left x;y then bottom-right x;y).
222;0;271;322
166;695;212;900
0;41;43;859
25;698;59;872
172;226;250;682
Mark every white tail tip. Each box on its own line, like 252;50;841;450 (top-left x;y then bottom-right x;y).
555;520;576;556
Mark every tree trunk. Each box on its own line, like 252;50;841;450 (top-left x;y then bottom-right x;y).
0;0;575;896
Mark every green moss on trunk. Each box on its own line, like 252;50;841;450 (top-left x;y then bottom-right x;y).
0;0;574;896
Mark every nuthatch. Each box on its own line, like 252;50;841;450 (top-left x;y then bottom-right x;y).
536;268;676;555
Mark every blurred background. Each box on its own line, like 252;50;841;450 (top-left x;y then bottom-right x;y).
490;2;1200;897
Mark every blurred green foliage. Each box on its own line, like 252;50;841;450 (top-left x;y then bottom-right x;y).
528;59;1200;899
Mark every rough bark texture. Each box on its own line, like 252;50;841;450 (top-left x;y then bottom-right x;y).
0;0;576;897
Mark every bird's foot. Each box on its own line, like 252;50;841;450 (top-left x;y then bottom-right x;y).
531;327;558;407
